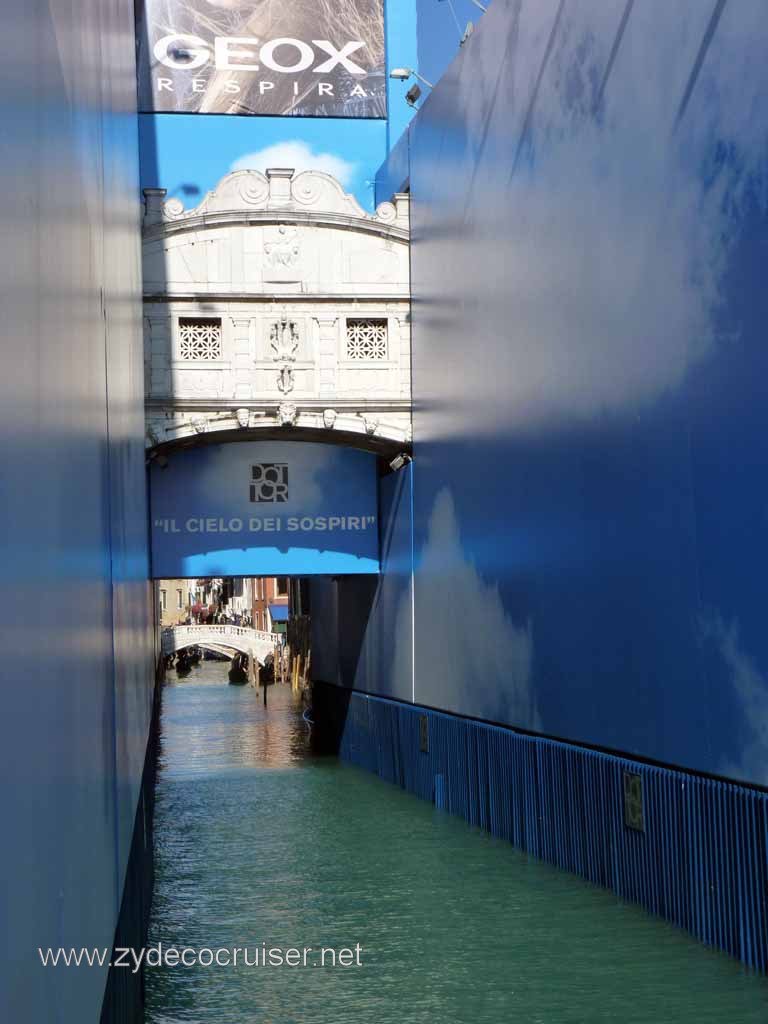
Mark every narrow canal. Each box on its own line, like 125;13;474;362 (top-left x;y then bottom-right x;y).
147;664;768;1023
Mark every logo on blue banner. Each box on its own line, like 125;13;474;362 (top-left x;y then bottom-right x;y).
250;464;289;503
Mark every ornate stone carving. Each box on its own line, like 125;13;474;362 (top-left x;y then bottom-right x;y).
375;201;397;224
362;415;379;436
191;415;208;434
145;169;407;227
347;319;388;360
146;425;159;447
235;408;251;428
290;170;368;220
179;319;222;360
270;314;299;362
235;172;270;207
322;408;337;429
162;197;185;220
277;366;295;394
264;225;300;269
277;402;297;427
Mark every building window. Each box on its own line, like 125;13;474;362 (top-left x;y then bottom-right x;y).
179;318;222;360
276;577;288;596
160;589;167;611
346;319;388;360
176;589;183;610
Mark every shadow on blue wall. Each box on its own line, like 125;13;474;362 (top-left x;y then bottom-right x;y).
311;464;413;700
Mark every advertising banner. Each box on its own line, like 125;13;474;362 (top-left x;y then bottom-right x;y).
135;0;386;119
150;442;379;577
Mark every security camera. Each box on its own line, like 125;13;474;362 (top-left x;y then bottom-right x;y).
389;453;412;471
405;83;422;107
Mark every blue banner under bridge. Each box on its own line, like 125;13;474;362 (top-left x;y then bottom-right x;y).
149;441;380;578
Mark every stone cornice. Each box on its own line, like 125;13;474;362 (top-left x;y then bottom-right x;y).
143;292;410;303
146;398;412;411
143;209;408;246
150;425;410;459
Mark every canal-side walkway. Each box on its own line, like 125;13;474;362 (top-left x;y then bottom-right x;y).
146;664;768;1023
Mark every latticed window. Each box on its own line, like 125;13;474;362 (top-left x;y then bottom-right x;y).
178;318;222;360
346;319;388;360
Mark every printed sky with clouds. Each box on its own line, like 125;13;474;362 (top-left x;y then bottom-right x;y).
138;0;484;209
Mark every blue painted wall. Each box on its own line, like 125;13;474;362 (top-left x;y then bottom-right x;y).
0;1;155;1019
397;0;768;786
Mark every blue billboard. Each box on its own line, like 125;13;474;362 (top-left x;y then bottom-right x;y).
150;442;379;577
375;0;768;788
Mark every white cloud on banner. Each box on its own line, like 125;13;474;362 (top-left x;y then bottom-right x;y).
231;141;357;187
416;488;541;731
700;612;768;787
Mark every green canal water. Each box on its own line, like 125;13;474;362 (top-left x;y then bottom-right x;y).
146;663;768;1023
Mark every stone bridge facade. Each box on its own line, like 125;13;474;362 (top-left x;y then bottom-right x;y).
161;624;280;665
143;168;411;454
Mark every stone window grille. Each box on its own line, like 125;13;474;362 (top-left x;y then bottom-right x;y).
346;318;388;360
178;318;222;360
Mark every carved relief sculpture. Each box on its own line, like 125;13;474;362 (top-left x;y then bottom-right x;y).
277;402;298;427
264;225;300;269
270;314;299;362
277;366;295;394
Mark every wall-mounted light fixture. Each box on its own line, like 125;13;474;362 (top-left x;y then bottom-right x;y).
390;67;435;89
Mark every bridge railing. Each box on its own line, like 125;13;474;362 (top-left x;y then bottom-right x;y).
161;624;281;655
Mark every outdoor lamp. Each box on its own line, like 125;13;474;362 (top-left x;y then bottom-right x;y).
389;68;434;89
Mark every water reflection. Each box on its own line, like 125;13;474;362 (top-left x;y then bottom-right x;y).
160;661;310;776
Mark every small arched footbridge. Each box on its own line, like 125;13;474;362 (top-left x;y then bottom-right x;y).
162;624;281;665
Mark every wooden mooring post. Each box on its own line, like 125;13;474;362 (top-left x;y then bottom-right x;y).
292;654;302;693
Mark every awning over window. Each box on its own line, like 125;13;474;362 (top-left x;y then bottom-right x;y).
269;604;289;623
